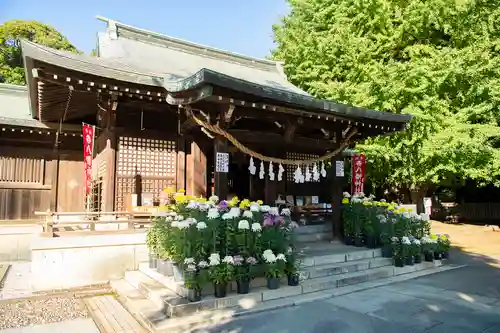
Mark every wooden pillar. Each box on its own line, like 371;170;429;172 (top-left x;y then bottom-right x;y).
331;132;345;239
213;137;228;200
49;132;60;212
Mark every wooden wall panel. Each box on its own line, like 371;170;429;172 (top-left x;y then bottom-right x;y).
0;188;50;220
186;140;207;197
56;155;85;212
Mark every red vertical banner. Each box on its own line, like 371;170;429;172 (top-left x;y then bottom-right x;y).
351;154;366;194
82;123;95;196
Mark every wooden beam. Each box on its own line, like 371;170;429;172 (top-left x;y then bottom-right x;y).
284;121;297;143
228;129;337;151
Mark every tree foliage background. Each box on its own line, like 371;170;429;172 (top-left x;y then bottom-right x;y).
0;20;79;85
272;0;500;204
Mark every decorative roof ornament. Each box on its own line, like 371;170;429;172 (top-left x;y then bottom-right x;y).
248;157;256;175
320;162;327;178
277;163;285;182
259;161;265;180
268;162;275;181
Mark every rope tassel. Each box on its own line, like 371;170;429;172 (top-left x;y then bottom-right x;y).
259;161;265;180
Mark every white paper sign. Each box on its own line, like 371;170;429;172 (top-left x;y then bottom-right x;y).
335;161;344;177
215;152;229;173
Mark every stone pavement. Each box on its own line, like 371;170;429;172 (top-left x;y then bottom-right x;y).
0;318;99;333
194;249;500;333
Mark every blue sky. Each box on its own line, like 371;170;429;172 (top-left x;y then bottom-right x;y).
1;0;288;58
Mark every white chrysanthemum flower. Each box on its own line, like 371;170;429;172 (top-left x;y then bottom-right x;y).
263;252;277;263
280;208;291;216
207;208;219;219
287;247;293;254
377;215;387;223
198;203;209;211
250;204;260;212
413;239;421;245
421;236;431;244
276;253;287;262
209;195;219;204
175;215;184;221
171;220;179;227
222;213;232;220
186;217;197;225
268;207;279;216
196;221;207;230
251;223;262;232
229;207;241;218
419;213;430;221
401;236;411;245
343;192;351;198
260;205;271;213
198;260;209;268
243;210;253;218
391;236;399;243
238;220;250;230
402;212;410;218
176;221;190;229
184;257;195;265
209;253;221;266
165;216;173;222
222;256;234;265
186;264;197;272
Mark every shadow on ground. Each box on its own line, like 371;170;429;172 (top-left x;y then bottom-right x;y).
191;247;500;333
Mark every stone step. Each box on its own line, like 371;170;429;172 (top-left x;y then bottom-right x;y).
296;232;332;243
299;247;382;267
294;224;332;235
125;270;179;309
302;257;392;279
113;260;446;332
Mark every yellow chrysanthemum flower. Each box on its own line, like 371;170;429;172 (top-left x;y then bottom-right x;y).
163;186;175;194
257;200;263;205
342;198;350;204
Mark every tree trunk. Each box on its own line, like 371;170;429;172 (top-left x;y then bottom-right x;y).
410;187;427;214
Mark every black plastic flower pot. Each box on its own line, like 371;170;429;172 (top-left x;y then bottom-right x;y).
405;256;414;266
157;259;174;276
424;252;434;262
267;277;280;290
187;288;201;302
382;245;393;258
236;280;250;294
414;254;422;264
354;237;364;247
214;282;227;298
442;251;449;259
287;274;300;286
394;257;405;267
344;236;354;246
366;236;378;249
148;253;158;269
434;252;443;260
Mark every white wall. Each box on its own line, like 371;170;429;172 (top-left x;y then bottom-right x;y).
30;231;148;291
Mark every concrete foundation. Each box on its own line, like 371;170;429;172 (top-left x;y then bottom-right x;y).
30;231;148;291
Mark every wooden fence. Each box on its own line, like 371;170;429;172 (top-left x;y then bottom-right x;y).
34;210;154;237
432;202;500;223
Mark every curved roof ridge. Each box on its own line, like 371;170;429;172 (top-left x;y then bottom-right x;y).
95;15;280;71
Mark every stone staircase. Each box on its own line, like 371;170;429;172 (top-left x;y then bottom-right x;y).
111;240;445;333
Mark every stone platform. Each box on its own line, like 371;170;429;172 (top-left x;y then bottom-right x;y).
111;243;447;333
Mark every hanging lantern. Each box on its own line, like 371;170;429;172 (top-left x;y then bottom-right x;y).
259;161;265;180
277;163;285;181
320;161;327;178
305;165;312;182
249;157;256;175
312;163;320;181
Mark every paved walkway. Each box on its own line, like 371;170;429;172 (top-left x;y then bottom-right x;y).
0;318;99;333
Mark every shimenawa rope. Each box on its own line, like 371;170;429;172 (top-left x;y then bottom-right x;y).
190;113;358;165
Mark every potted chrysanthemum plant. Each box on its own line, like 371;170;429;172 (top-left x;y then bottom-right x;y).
263;249;286;289
208;253;234;298
183;258;208;302
421;236;437;262
402;236;414;265
412;238;422;263
284;247;301;286
392;237;405;267
233;255;259;294
436;234;451;259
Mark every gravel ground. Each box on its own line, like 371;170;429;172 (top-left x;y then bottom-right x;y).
0;296;89;330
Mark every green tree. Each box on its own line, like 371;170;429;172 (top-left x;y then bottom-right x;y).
0;20;79;85
273;0;500;211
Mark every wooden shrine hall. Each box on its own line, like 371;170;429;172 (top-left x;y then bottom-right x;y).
0;16;412;229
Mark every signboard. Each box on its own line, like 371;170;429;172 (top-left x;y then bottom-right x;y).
335;160;344;177
82;123;95;196
215;152;229;173
351;154;366;194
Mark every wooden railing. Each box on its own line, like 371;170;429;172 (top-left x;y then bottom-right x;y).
431;202;500;223
34;210;154;237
